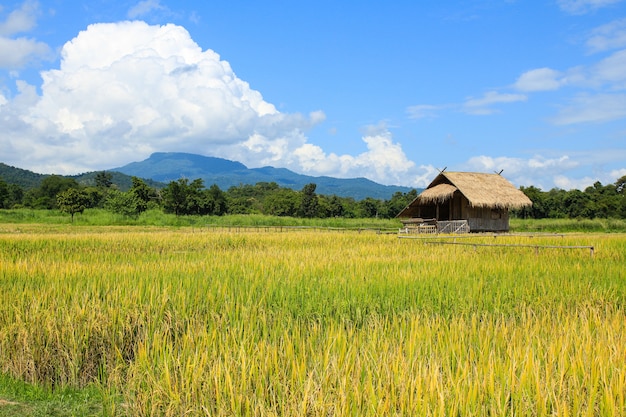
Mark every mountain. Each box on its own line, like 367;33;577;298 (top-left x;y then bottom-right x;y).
113;152;415;200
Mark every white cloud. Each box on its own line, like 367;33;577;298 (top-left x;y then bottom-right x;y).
557;0;624;15
128;0;167;19
553;175;598;190
0;1;51;69
290;127;420;186
0;0;38;35
590;48;626;87
512;47;626;125
462;91;527;115
551;93;626;124
514;68;566;92
610;168;626;180
464;154;581;188
586;18;626;52
0;20;423;187
460;152;626;190
1;21;334;173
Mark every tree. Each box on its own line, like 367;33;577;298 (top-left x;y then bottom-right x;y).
105;190;144;218
130;177;157;213
563;189;592;218
162;178;191;216
207;184;227;215
518;185;549;218
357;197;381;218
57;188;89;222
299;183;319;218
263;189;300;216
327;195;345;217
27;175;79;209
7;183;24;208
0;178;9;209
385;190;418;218
95;171;113;189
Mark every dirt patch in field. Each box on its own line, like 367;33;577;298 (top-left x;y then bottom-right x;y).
0;399;19;406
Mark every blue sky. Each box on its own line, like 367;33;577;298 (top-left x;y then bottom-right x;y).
1;0;625;190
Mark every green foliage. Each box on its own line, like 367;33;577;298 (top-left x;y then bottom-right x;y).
0;372;103;417
24;176;79;209
263;188;300;216
129;177;158;212
299;183;319;218
4;159;625;222
105;190;144;218
517;179;626;220
511;217;626;233
94;171;113;189
0;178;9;209
56;188;89;222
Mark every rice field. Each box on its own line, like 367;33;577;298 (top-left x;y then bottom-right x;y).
0;225;625;416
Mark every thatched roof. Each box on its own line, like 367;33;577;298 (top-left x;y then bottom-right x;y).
416;183;457;204
397;171;532;217
438;172;532;209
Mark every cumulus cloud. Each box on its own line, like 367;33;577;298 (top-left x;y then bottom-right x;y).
0;20;427;186
290;126;421;186
1;21;317;172
0;1;51;69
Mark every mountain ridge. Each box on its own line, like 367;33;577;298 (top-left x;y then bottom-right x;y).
112;152;415;200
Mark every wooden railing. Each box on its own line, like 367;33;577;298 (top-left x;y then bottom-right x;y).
437;220;470;234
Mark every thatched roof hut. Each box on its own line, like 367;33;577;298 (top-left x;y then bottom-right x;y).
397;171;532;232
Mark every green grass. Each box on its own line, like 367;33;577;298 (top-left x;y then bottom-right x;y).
0;208;403;230
0;373;103;417
3;208;626;233
511;217;626;233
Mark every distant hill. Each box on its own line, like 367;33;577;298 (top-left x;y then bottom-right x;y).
113;152;415;200
0;163;47;189
0;163;161;192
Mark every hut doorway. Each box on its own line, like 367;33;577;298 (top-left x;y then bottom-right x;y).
437;202;450;221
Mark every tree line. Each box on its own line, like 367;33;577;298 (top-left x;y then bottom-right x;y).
515;176;626;219
0;172;419;221
1;172;625;221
